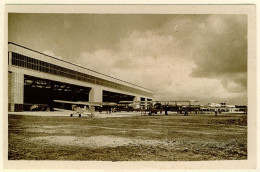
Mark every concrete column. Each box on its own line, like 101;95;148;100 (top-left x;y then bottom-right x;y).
146;98;153;110
144;98;148;109
89;86;103;102
8;51;12;65
9;72;24;111
134;95;141;109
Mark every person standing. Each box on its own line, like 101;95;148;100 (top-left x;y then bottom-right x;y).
215;109;218;116
184;109;188;116
165;105;168;115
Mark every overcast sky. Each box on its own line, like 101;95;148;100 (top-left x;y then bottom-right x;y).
8;14;247;105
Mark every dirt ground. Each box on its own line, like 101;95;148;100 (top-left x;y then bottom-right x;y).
8;113;247;161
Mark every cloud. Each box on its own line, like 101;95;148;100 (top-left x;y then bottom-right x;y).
187;15;247;91
78;15;247;105
42;50;63;60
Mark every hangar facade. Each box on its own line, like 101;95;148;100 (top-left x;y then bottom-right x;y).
8;42;153;111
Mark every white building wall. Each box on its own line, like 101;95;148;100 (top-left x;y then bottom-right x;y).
134;95;141;108
8;71;24;111
89;87;103;102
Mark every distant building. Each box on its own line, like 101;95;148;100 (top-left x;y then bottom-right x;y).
208;102;221;107
205;102;246;113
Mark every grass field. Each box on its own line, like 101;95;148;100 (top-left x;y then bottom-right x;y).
8;113;247;161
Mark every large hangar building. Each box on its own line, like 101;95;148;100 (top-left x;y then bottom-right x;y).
8;42;153;112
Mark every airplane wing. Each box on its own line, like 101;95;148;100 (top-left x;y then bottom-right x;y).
54;100;128;107
119;101;138;103
119;101;153;103
54;100;102;106
166;100;198;102
94;102;118;106
119;100;198;103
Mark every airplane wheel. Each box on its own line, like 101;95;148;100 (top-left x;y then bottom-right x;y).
79;114;81;117
70;114;73;117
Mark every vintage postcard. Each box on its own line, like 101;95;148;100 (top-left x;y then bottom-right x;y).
2;4;257;170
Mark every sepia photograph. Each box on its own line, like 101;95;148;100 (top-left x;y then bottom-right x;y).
2;4;257;170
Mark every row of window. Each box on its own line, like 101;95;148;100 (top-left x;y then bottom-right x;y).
10;52;152;97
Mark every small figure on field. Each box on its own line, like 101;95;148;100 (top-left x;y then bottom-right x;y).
184;109;188;116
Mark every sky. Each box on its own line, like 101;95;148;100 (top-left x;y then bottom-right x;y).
8;14;248;105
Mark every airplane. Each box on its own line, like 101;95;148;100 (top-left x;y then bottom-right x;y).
53;100;126;117
119;100;199;116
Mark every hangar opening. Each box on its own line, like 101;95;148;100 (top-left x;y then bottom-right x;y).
140;97;146;109
24;75;91;110
102;90;134;103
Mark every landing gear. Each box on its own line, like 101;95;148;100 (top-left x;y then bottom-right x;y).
70;113;81;117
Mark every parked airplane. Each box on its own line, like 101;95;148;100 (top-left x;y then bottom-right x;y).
119;100;199;115
53;100;126;117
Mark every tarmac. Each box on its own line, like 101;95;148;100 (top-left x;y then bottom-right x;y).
8;108;144;118
8;109;245;118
